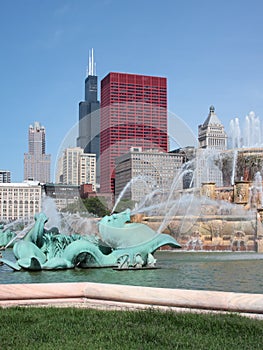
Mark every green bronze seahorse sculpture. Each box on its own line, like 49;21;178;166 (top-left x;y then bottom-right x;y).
0;209;181;271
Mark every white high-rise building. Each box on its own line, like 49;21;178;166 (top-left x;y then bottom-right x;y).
24;122;51;183
61;147;96;190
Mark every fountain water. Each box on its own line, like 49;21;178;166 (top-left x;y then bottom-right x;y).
112;175;153;214
186;231;203;250
0;208;180;271
229;111;262;148
132;188;164;216
244;112;262;147
2;219;21;230
231;150;238;185
229;118;241;149
42;195;62;232
5;221;35;248
249;171;263;209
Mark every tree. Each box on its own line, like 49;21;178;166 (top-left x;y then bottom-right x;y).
82;197;110;217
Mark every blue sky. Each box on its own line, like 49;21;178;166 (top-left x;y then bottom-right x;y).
1;0;263;181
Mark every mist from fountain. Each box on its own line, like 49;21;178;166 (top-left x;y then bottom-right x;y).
164;165;193;206
60;212;98;236
125;160;208;237
157;193;205;235
132;201;168;216
194;149;224;188
131;188;164;216
231;149;238;185
5;221;35;248
251;171;263;208
112;175;154;214
157;168;194;234
2;218;25;231
254;171;263;190
42;196;99;237
229;118;241;149
42;195;62;232
229;111;262;148
127;155;225;235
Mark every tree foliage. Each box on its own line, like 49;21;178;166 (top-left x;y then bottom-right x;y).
82;197;110;217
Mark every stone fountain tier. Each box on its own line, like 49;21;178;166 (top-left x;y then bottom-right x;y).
0;210;181;271
138;212;258;252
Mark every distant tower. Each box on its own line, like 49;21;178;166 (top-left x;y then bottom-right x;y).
196;106;227;187
77;49;100;183
198;105;227;150
24;122;51;183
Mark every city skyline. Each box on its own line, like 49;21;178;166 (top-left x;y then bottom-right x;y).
1;0;263;181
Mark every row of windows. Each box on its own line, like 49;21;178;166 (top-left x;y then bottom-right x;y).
0;193;40;197
110;90;166;95
0;188;40;192
1;205;39;211
109;83;166;90
1;200;39;203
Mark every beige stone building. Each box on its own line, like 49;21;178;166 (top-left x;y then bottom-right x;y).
115;147;184;202
0;181;42;222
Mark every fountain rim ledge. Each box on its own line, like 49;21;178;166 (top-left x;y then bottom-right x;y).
0;282;263;317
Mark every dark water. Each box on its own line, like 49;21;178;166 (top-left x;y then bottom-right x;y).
1;249;263;294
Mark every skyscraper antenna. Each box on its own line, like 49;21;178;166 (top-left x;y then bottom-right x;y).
90;49;94;75
87;48;95;76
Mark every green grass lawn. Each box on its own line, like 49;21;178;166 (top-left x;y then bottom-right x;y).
0;307;262;349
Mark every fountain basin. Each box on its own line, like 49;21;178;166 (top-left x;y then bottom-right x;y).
1;281;263;319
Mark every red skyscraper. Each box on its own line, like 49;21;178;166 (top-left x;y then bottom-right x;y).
100;72;168;194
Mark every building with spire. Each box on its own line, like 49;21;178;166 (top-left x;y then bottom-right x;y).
77;49;100;184
198;105;227;150
24;122;51;183
195;106;227;187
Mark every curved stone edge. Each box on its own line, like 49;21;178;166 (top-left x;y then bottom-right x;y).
0;282;263;317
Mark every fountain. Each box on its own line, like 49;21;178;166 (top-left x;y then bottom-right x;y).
41;195;62;232
2;171;263;311
229;111;262;148
112;175;151;214
229;118;241;149
125;165;259;252
2;131;263;272
231;150;238;185
0;209;181;271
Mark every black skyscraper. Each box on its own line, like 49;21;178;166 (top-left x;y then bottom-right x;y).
77;49;100;182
